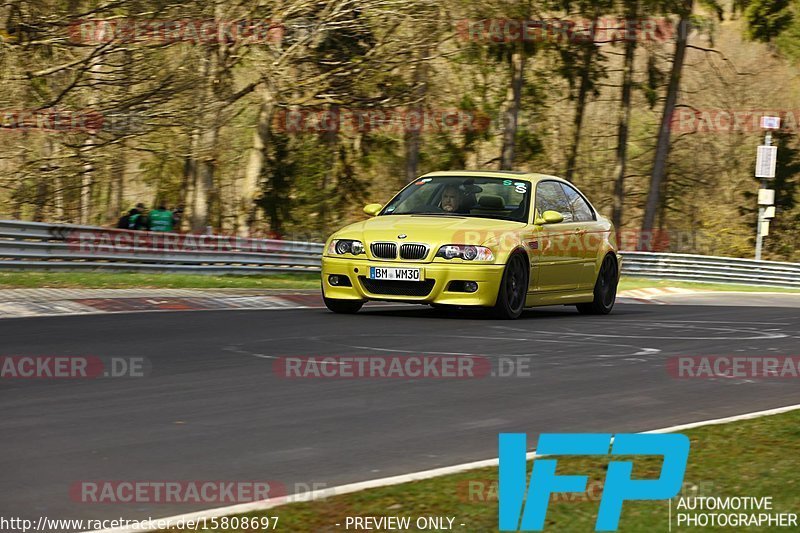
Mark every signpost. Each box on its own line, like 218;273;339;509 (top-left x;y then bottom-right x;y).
755;146;778;178
760;116;781;129
754;116;780;260
757;188;775;205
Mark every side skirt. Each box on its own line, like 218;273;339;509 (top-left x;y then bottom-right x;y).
525;290;594;307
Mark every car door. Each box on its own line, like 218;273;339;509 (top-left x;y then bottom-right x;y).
530;181;583;292
559;182;602;290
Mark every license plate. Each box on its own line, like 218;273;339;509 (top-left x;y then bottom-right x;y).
369;267;423;281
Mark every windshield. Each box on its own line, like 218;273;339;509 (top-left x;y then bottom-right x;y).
381;176;531;222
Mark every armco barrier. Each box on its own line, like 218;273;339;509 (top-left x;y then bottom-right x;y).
619;251;800;289
0;220;323;273
0;220;798;287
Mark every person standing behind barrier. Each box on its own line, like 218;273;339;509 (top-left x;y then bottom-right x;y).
171;204;185;231
130;203;149;230
122;204;148;230
116;208;138;229
148;203;174;232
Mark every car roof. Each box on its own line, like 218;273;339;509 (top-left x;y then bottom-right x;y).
420;170;565;184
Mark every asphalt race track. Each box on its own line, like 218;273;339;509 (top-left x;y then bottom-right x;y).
2;301;800;525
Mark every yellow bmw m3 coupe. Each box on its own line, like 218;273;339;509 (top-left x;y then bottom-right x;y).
321;170;621;319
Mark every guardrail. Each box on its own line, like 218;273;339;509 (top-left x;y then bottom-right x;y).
1;219;798;288
619;251;800;289
0;219;324;274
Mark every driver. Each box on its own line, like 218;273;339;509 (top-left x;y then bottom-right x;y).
441;185;461;213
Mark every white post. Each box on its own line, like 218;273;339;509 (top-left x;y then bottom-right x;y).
754;130;771;261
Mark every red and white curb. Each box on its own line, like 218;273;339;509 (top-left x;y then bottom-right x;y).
618;287;699;304
0;289;320;319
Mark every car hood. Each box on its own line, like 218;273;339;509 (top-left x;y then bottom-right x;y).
333;214;526;250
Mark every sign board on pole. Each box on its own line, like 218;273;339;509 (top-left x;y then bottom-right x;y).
758;189;775;205
763;206;776;219
756;146;778;178
760;116;781;129
760;220;770;236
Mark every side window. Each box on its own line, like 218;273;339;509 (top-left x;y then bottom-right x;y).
560;183;595;222
535;181;574;222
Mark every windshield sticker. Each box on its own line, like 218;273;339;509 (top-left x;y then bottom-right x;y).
414;178;432;185
504;180;528;194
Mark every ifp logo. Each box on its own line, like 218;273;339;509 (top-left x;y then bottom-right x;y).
499;433;690;531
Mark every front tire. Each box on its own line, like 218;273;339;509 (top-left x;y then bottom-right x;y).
491;253;528;319
323;296;364;314
576;254;618;315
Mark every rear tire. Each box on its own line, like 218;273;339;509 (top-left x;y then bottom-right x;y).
576;254;618;315
323;296;364;314
491;253;529;319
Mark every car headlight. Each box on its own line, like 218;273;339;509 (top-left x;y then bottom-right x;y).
327;239;365;255
435;245;494;261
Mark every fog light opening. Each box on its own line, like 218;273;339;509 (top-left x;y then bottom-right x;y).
328;275;352;287
447;280;479;293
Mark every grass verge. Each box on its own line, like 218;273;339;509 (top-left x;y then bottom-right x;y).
164;409;800;532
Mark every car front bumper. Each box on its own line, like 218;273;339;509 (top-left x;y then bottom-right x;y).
321;256;505;306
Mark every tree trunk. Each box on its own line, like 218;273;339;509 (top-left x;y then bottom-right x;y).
33;178;47;222
105;50;132;223
319;104;340;229
181;130;198;231
192;125;219;233
33;137;54;221
78;55;102;225
106;143;126;222
564;45;596;182
79;150;93;224
12;189;22;219
238;91;274;235
499;46;526;170
404;47;428;183
641;5;692;243
404;122;421;182
53;175;64;221
611;3;639;229
190;43;223;233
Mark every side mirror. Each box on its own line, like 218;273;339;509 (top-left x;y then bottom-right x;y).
363;203;383;217
534;210;564;225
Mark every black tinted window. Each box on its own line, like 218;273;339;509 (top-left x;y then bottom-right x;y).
560;183;595;222
535;181;573;222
